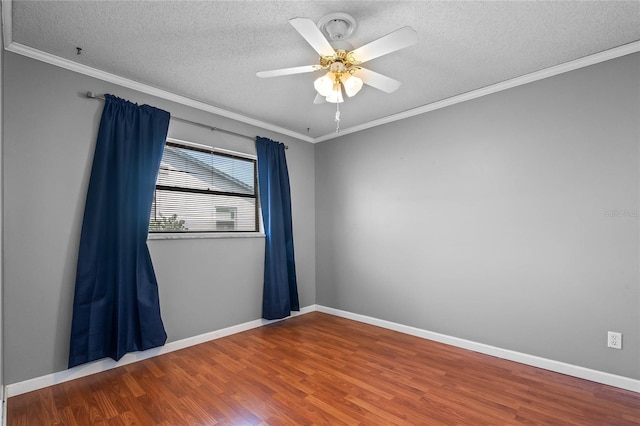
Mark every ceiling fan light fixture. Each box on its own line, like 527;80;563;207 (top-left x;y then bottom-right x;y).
258;16;417;132
314;72;335;96
325;82;344;103
341;74;363;97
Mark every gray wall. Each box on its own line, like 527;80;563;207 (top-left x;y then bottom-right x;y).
2;52;315;384
0;28;5;402
3;48;639;386
316;53;640;379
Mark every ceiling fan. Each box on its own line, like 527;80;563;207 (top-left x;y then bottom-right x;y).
256;13;418;106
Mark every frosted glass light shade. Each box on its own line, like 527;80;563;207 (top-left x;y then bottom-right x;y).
314;72;335;96
325;82;344;103
341;74;363;97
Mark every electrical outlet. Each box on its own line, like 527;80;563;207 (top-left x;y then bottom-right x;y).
607;331;622;349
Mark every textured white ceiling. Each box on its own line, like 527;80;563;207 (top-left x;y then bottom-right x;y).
9;1;640;139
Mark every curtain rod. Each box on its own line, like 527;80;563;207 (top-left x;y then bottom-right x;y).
85;92;287;149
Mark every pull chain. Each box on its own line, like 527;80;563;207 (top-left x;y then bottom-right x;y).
335;101;341;133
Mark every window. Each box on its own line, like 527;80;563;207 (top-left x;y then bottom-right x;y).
215;206;237;231
150;140;259;233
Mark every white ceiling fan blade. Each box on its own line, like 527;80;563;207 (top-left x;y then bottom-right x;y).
354;68;402;93
313;93;326;104
256;65;320;78
350;26;417;63
289;17;336;57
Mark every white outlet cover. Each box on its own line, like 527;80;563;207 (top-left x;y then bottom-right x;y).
607;331;622;349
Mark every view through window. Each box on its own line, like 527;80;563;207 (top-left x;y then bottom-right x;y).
150;140;258;233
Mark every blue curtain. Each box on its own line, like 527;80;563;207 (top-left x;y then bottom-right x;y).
69;95;170;368
256;137;300;320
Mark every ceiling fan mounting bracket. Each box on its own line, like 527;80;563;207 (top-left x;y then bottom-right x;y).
317;13;357;41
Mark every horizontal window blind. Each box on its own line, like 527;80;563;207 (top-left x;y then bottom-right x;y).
150;141;258;233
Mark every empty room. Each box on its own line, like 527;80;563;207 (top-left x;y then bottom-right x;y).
1;1;639;424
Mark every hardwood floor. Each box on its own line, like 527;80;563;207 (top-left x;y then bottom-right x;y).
7;312;640;425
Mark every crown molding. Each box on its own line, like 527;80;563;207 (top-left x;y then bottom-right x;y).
314;39;640;143
2;0;639;145
3;40;315;144
1;0;12;50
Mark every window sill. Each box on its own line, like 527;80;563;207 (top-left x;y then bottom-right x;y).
148;232;265;240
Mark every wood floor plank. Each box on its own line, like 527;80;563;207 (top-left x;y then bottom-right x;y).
7;312;640;425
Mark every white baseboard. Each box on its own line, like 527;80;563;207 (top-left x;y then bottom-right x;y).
4;305;316;398
5;303;638;399
315;305;640;393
